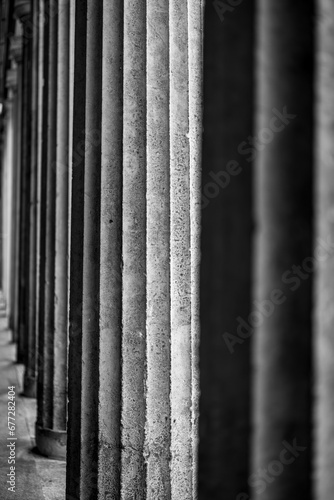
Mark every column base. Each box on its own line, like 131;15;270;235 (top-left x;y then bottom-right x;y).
35;424;67;460
23;374;37;398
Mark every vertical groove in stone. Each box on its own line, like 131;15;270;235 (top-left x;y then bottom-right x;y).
145;1;171;498
121;0;147;498
80;0;102;497
169;1;194;498
314;1;334;499
252;2;314;499
98;1;122;497
26;0;39;398
66;0;87;496
53;0;69;431
188;2;204;497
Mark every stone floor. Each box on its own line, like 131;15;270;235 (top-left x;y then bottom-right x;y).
0;316;66;500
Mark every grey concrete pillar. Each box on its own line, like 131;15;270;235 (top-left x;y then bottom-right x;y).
34;0;45;380
252;2;314;499
8;31;23;343
53;0;70;432
15;0;35;395
1;84;15;323
24;0;39;399
314;1;334;499
36;0;69;458
66;1;204;498
36;0;66;458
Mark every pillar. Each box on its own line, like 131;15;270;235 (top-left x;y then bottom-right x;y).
1;76;16;322
314;1;334;499
199;2;254;498
8;30;23;343
36;0;68;458
15;0;35;394
24;0;39;398
252;2;314;499
66;1;204;499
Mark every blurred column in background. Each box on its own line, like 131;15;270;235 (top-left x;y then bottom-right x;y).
252;1;314;499
199;1;254;498
14;0;36;396
8;26;23;346
1;68;16;329
314;1;334;499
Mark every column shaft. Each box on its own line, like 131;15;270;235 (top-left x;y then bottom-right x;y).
36;0;67;459
199;3;254;498
53;0;70;430
314;1;334;498
252;2;314;499
25;0;39;398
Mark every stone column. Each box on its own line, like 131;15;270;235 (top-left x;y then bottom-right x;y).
314;2;334;499
34;0;45;376
8;31;23;343
1;81;15;321
24;0;39;398
36;0;70;457
15;0;35;394
36;0;66;458
52;0;70;433
3;69;18;332
66;1;204;498
252;2;314;499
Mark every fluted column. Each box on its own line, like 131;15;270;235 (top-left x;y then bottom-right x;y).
252;2;314;499
314;1;334;499
66;2;204;498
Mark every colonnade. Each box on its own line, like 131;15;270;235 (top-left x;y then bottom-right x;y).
1;0;203;499
0;0;334;499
